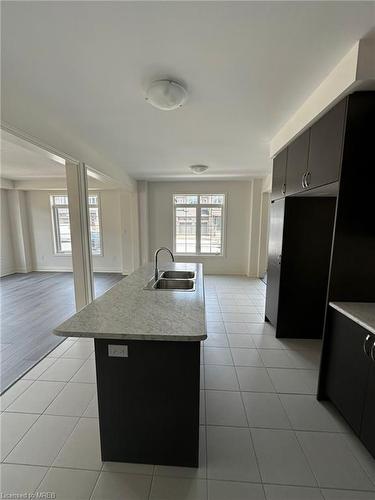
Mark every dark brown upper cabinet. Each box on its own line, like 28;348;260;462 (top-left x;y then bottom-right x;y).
306;98;347;190
271;149;287;201
285;129;310;196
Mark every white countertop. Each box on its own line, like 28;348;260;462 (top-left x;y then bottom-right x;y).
54;262;206;342
329;302;375;335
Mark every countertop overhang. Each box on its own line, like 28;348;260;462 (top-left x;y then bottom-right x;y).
329;302;375;335
54;262;206;341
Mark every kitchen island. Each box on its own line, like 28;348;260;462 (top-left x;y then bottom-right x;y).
54;262;206;467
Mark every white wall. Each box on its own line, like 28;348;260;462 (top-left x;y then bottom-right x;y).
247;179;263;277
120;190;140;275
1;189;33;275
95;190;122;273
271;39;375;157
0;189;15;276
137;180;149;266
148;181;252;275
258;192;271;278
27;190;123;273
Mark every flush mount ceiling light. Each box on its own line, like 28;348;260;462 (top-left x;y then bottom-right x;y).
189;165;209;175
145;80;187;111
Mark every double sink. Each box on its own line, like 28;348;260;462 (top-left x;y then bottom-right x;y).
144;270;196;291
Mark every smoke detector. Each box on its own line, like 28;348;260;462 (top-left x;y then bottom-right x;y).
145;80;187;111
190;165;209;175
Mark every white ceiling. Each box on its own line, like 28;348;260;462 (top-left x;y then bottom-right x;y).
0;131;66;180
0;131;120;190
1;2;374;181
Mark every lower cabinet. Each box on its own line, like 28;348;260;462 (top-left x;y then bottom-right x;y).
360;363;375;456
323;308;375;457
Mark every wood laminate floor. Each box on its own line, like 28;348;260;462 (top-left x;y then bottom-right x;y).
0;272;123;393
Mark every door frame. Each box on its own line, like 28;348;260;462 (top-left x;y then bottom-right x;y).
1;123;94;311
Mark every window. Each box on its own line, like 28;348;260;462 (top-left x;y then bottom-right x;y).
88;195;102;256
173;194;225;255
51;194;103;256
51;195;72;254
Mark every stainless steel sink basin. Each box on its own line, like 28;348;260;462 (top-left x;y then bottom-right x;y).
144;276;196;291
154;279;195;291
160;270;196;279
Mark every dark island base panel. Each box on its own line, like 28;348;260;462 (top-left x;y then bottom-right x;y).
94;338;200;467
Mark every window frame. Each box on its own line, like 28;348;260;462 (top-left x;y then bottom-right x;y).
50;192;104;257
87;193;104;257
172;193;226;257
50;194;72;255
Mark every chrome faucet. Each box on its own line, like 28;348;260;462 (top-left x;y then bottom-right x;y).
154;247;174;281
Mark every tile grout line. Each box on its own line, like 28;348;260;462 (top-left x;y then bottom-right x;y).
204;288;215;500
1;358;60;410
1;377;73;463
207;282;327;495
89;468;103;500
271;382;308;452
203;335;208;500
293;420;326;490
227;335;265;493
30;463;52;496
339;433;375;490
4;351;93;417
36;356;89;385
5;459;375;495
43;382;96;419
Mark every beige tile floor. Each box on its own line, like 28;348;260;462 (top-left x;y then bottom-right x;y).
1;275;375;499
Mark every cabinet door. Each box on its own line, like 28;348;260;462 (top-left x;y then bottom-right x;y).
285;130;310;196
361;350;375;458
271;149;287;201
276;197;336;339
325;310;371;434
307;98;347;189
265;199;285;326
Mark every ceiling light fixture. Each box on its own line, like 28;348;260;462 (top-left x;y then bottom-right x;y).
145;80;187;111
190;165;209;175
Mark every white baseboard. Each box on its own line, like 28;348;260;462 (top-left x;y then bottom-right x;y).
204;271;248;276
34;267;73;273
93;269;123;274
33;266;122;273
2;266;124;275
0;268;30;277
0;269;16;277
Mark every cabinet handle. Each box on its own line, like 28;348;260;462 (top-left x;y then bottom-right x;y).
281;183;286;195
305;171;311;187
371;339;375;362
302;173;306;188
363;334;372;356
278;254;282;265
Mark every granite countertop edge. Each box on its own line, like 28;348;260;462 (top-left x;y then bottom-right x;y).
54;262;207;342
54;331;206;342
329;301;375;335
